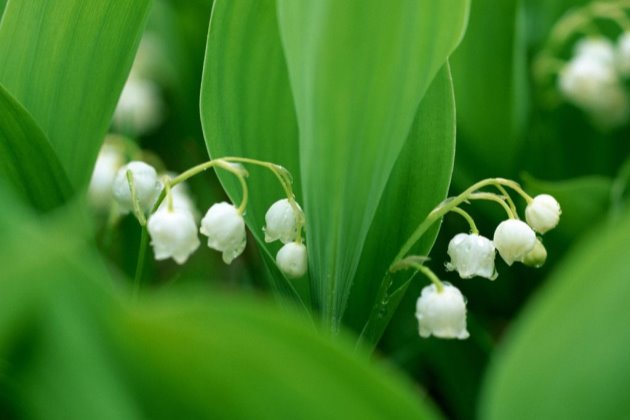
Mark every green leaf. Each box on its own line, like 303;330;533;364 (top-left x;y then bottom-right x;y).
0;0;152;188
276;0;469;330
480;207;630;419
200;0;306;306
450;0;527;180
345;65;456;345
0;83;72;211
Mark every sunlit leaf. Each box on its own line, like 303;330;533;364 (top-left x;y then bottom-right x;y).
345;65;456;346
276;0;469;330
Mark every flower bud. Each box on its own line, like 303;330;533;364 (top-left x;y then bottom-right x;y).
88;140;125;209
525;194;561;234
276;242;308;278
522;239;547;268
446;233;497;280
147;207;200;264
493;219;537;266
112;161;162;213
415;283;469;340
264;199;303;244
200;202;246;264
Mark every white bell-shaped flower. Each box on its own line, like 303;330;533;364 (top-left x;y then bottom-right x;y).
276;242;308;278
88;141;125;209
415;283;469;340
493;219;537;266
158;176;199;220
199;202;246;264
525;194;561;234
147;206;200;264
616;32;630;76
112;77;164;135
446;233;497;280
112;161;162;213
264;198;303;244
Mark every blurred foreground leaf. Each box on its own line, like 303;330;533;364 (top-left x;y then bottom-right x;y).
480;205;630;419
0;84;72;212
0;187;440;420
0;0;152;187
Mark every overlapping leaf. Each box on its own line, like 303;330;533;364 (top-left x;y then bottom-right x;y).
276;0;469;330
0;83;72;212
0;0;152;187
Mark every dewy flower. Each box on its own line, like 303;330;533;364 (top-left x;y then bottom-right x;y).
264;198;302;244
276;242;308;278
493;219;537;266
446;233;497;280
147;207;200;264
112;161;162;213
88;140;125;209
200;202;246;264
415;283;469;340
525;194;561;234
616;32;630;76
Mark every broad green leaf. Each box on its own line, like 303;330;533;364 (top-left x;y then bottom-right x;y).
200;0;307;306
480;207;630;419
450;0;527;180
276;0;469;331
345;65;456;346
0;83;72;212
0;0;152;188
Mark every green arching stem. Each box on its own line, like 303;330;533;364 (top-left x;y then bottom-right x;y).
132;226;148;300
450;207;479;234
468;192;516;219
495;184;518;215
221;156;305;242
390;177;531;269
162;177;174;212
413;264;444;292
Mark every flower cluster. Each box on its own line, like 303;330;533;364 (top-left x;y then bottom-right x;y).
405;180;562;340
88;145;307;278
558;36;630;127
